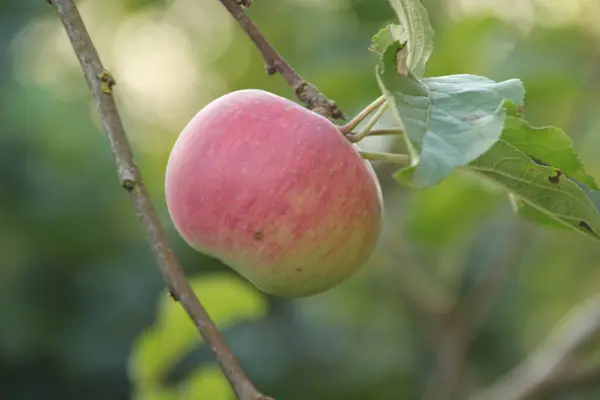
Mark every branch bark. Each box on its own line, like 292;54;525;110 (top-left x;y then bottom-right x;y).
385;250;450;326
216;0;346;120
423;309;470;400
413;221;533;400
466;223;534;333
472;293;600;400
51;1;271;399
536;365;600;396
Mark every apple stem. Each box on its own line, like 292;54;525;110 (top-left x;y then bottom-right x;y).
338;95;387;134
359;151;410;165
354;128;404;137
347;102;390;142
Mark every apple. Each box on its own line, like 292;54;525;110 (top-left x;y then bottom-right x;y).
165;89;383;297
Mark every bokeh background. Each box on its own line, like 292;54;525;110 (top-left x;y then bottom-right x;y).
3;0;600;399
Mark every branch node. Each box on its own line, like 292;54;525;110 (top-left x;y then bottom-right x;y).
294;81;346;120
120;166;137;191
97;70;116;94
252;394;274;400
265;64;277;75
236;0;252;8
121;178;135;191
167;285;180;302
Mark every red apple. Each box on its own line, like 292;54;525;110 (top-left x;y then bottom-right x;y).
165;89;383;297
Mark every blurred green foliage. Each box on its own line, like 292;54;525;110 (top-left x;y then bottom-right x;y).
129;274;266;399
2;0;600;399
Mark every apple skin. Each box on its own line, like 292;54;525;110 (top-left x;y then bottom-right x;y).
165;89;383;297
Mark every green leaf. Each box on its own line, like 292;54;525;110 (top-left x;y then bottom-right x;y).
377;43;525;188
128;274;268;388
497;109;599;230
509;194;571;231
131;369;234;400
178;366;234;399
468;140;600;241
132;366;233;400
586;188;600;211
370;24;408;55
501;115;599;190
386;0;435;77
132;386;178;400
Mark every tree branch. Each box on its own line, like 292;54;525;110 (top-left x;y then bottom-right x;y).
383;235;451;327
423;309;470;400
536;365;600;395
421;221;534;400
51;1;271;399
472;293;600;400
467;223;534;333
216;0;346;120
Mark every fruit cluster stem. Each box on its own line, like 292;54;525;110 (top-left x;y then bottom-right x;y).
348;102;390;142
359;151;410;165
50;1;273;399
359;128;404;137
339;95;387;134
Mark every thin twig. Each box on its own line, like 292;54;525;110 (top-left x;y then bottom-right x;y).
51;1;272;399
216;0;346;120
472;293;600;400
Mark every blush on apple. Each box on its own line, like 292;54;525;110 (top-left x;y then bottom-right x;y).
165;89;383;297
